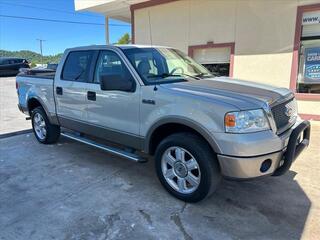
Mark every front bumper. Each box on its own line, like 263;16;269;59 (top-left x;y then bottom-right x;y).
217;120;311;179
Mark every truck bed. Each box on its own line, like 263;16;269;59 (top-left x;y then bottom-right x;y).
18;68;56;79
16;69;56;117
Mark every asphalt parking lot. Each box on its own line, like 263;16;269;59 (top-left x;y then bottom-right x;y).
0;77;319;240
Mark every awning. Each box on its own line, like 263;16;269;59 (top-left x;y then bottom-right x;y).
74;0;149;22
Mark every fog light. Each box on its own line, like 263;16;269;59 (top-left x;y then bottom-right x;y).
260;159;272;173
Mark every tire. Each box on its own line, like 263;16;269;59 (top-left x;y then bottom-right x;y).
31;106;60;144
155;132;221;203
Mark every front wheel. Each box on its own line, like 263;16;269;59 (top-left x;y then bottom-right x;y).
31;106;60;144
155;133;221;203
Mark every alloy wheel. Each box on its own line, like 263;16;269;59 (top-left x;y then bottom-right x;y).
33;112;47;140
161;146;201;194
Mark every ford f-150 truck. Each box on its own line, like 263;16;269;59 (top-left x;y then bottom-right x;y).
16;45;311;202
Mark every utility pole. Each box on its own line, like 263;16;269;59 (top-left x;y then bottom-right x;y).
36;39;46;67
105;17;109;44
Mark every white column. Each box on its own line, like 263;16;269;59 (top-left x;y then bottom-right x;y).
105;17;109;44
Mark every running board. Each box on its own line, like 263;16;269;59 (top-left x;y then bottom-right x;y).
61;132;147;163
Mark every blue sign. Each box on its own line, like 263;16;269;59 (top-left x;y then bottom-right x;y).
304;47;320;82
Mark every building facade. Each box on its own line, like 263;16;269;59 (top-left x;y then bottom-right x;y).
75;0;320;120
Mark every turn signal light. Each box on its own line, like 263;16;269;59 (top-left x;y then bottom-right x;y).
225;114;236;127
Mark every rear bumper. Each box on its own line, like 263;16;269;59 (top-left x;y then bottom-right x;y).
217;120;311;179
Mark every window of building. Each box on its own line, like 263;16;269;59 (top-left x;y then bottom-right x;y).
297;11;320;94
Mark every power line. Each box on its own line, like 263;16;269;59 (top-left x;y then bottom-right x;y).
0;14;130;27
0;1;100;18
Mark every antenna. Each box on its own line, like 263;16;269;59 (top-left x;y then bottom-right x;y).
36;39;46;66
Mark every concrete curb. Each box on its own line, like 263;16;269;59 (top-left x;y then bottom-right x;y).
0;129;32;139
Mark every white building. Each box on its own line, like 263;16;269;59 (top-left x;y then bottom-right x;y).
75;0;320;120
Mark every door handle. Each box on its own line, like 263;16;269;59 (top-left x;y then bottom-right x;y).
56;87;63;95
142;99;155;105
87;91;96;101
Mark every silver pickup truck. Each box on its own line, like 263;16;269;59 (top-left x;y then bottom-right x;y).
16;45;311;202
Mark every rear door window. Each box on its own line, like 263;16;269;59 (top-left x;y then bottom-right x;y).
62;51;93;82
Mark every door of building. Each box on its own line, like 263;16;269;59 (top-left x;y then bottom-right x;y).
193;47;231;77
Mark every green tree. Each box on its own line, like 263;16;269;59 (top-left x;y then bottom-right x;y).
0;49;62;65
117;33;130;44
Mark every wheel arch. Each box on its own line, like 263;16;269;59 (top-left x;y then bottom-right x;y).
27;97;58;125
27;97;48;115
27;97;41;114
145;117;221;156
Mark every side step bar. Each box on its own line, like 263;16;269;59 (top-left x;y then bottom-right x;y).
61;132;147;163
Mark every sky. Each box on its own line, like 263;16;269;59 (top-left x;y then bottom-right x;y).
0;0;131;55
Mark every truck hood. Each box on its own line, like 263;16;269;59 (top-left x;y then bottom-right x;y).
160;77;294;110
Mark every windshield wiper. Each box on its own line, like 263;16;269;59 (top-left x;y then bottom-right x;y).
147;73;180;78
194;72;214;78
147;73;199;80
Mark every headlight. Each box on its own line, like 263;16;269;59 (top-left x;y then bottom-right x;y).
225;109;270;133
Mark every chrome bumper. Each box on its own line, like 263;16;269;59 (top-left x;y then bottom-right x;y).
217;120;311;179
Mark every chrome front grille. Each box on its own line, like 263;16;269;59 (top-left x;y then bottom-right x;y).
271;98;297;134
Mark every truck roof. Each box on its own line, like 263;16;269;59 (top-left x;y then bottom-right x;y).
65;44;172;52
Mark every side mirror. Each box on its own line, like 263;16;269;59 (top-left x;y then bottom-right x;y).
100;74;135;92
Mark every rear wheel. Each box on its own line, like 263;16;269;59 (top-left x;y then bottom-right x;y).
31;107;60;144
155;132;221;202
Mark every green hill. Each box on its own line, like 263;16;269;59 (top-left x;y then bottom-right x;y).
0;49;63;64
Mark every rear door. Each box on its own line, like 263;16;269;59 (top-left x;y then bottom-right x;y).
54;50;96;126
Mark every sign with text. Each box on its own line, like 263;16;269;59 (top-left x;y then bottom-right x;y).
304;47;320;83
303;12;320;25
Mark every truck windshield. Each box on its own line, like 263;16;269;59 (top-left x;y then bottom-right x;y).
122;47;213;85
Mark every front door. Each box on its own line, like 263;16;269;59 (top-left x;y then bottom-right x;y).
86;50;141;146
